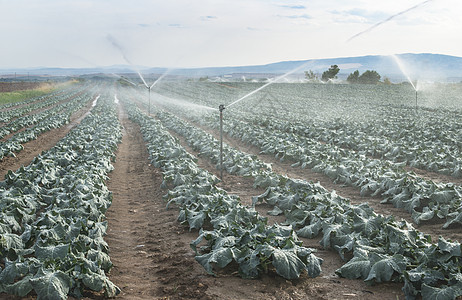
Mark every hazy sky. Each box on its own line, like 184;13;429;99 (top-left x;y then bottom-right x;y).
0;0;460;68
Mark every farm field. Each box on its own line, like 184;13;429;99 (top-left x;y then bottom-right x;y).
1;80;462;299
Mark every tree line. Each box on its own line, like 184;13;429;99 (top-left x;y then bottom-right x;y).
305;65;389;84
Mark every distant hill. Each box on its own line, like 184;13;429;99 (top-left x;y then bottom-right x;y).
1;53;461;82
157;53;462;82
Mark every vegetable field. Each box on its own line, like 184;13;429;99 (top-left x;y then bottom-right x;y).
2;80;462;299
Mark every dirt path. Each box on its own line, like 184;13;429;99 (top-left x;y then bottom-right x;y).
104;104;213;299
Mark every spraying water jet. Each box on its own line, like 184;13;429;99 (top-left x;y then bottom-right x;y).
391;54;419;111
346;0;434;42
217;60;317;182
227;61;312;108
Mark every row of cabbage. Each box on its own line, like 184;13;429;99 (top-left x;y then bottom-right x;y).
122;97;324;281
0;93;121;299
236;109;462;178
0;90;95;160
153;81;462;120
0;87;77;123
141;101;462;300
128;82;462;228
193;111;462;229
0;86;85;139
155;82;462;178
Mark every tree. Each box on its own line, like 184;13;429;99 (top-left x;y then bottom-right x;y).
347;70;382;84
304;70;318;81
321;65;340;82
358;70;381;84
347;70;360;83
383;77;392;85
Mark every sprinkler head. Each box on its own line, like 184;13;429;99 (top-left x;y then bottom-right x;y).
219;104;226;112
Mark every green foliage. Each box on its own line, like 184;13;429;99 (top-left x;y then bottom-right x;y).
347;70;381;84
347;70;360;83
304;70;318;81
118;82;462;299
125;101;323;280
321;65;340;82
359;70;381;84
383;77;392;85
0;89;52;105
0;86;92;160
29;268;70;300
0;94;122;298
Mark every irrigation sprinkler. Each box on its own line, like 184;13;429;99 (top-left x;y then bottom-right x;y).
219;104;225;180
218;62;313;182
148;86;151;115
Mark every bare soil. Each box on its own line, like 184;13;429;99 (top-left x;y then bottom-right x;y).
0;82;44;93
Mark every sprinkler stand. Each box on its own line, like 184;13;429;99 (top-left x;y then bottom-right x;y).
219;104;225;180
148;87;151;115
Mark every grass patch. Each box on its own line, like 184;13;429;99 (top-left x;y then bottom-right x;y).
0;81;76;105
0;89;50;105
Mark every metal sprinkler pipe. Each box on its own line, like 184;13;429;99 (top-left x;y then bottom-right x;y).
219;104;226;180
148;87;151;115
415;90;418;112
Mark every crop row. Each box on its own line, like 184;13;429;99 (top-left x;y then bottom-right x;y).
190;111;462;229
237;109;462;178
0;86;80;123
0;86;86;139
140;100;462;300
0;86;73;110
128;83;462;229
0;92;121;299
0;91;95;160
123;98;324;281
153;82;462;178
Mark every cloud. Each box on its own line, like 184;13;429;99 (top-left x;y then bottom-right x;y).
1;0;461;69
168;24;184;28
200;15;217;21
330;8;388;24
278;4;306;10
281;14;312;20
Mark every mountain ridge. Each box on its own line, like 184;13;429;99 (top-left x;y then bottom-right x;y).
1;53;461;82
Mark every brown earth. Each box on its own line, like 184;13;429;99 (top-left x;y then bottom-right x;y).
0;82;45;93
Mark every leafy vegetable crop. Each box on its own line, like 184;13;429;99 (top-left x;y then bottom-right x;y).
0;92;122;299
0;87;95;160
123;99;323;280
197;112;462;228
118;82;462;299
